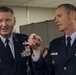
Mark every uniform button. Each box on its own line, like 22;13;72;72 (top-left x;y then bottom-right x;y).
64;67;67;70
0;60;1;62
75;53;76;56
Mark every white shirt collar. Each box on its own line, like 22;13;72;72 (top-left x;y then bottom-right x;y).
0;33;13;44
65;32;76;45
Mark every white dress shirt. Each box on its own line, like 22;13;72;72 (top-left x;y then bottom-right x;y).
0;33;15;58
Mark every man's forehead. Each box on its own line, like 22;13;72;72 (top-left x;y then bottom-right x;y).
56;6;66;12
55;7;66;14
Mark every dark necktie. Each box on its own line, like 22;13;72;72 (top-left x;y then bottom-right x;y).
5;39;14;59
66;37;71;55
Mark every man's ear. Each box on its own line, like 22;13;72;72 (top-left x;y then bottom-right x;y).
70;11;76;20
13;17;16;26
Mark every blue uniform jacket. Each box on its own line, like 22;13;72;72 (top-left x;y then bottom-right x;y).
0;33;31;75
33;35;76;75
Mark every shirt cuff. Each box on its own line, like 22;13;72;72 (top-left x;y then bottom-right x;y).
31;54;40;62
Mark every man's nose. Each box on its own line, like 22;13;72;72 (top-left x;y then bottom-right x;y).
55;18;57;23
55;18;59;24
2;20;7;26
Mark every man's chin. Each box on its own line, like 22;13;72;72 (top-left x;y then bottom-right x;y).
58;28;63;31
1;33;11;38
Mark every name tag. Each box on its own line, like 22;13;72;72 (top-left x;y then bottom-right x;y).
50;52;58;55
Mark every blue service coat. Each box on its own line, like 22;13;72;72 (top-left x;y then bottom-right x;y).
0;33;31;75
33;35;76;75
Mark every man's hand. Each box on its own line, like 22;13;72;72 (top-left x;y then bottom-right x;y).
28;33;42;56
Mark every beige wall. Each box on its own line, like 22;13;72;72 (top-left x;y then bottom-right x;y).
29;7;55;23
12;6;56;33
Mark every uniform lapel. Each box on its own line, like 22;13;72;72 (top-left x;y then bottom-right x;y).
56;36;66;57
53;36;66;64
13;36;25;67
0;38;14;65
62;39;76;67
59;37;66;58
13;33;29;68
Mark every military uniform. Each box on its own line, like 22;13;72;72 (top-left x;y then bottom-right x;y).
33;35;76;75
0;33;31;75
